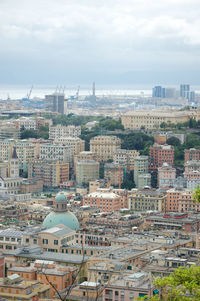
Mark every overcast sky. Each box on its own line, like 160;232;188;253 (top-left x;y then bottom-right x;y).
0;0;200;85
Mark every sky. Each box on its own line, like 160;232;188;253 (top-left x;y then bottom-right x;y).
0;0;200;86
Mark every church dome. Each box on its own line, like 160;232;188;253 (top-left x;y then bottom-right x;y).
55;192;66;203
42;211;80;230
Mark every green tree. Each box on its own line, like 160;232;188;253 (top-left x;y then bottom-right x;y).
141;265;200;300
166;137;181;147
20;129;38;139
192;186;200;204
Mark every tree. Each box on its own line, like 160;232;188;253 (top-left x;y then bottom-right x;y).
166;137;181;147
140;265;200;300
192;186;200;204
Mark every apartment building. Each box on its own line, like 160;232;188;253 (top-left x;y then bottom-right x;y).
76;160;99;185
0;120;20;140
90;135;121;161
121;110;192;130
83;190;121;212
134;156;149;187
129;188;166;212
166;189;184;212
138;173;151;189
0;275;50;300
178;191;200;213
113;149;139;170
158;163;176;188
104;163;125;187
55;137;85;156
8;261;75;298
49;124;81;139
39;143;72;163
15;116;52;131
149;144;174;171
184;148;200;162
28;159;69;187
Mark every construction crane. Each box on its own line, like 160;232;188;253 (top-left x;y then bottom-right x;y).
27;85;33;100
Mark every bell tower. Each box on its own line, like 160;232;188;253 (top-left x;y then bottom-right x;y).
9;147;19;178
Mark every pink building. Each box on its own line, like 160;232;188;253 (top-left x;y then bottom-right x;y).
149;144;174;171
166;189;183;212
83;190;121;212
103;272;154;300
184;148;200;162
0;255;4;278
158;163;176;188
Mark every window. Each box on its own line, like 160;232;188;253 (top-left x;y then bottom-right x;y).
54;240;58;245
42;239;48;244
26;238;29;243
33;239;37;244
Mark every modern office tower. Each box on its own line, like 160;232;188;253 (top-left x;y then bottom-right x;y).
134;156;149;187
76;160;99;185
180;84;195;102
149;144;174;171
189;91;195;102
180;84;190;98
152;86;165;98
165;88;176;98
45;93;65;114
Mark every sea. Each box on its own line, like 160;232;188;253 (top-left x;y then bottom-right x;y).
0;84;199;100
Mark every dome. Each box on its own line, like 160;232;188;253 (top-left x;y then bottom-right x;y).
42;211;80;230
55;193;66;203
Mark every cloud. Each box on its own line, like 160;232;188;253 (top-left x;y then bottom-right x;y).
0;0;199;84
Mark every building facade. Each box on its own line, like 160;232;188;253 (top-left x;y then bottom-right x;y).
134;156;149;188
49;125;81;139
90;135;121;161
149;144;174;171
113;149;139;170
76;160;99;185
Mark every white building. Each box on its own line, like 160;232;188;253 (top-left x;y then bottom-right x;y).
49;125;81;140
39;143;72;163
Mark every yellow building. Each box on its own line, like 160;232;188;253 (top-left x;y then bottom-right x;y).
0;275;50;300
121;110;194;130
90;135;121;161
55;137;85;157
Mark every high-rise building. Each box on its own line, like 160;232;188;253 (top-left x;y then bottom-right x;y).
45;93;65;114
134;156;149;187
180;84;190;98
152;86;165;98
